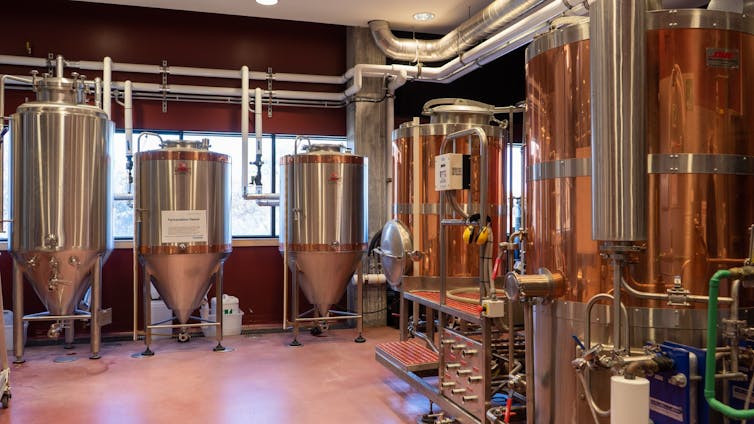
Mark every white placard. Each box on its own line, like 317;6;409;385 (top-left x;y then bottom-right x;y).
161;210;208;244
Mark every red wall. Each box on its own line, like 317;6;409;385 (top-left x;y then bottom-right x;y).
1;0;350;335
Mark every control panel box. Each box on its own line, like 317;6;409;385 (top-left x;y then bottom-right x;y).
435;153;470;191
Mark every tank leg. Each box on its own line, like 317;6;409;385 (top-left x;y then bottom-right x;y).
12;262;25;364
289;263;301;347
141;267;154;356
213;266;226;352
89;256;102;360
354;267;366;343
64;319;74;349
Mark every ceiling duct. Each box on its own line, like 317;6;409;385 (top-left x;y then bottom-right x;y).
369;0;546;62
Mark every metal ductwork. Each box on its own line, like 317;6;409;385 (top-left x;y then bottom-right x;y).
590;0;647;242
369;0;546;62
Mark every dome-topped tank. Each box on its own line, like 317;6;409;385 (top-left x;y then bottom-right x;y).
136;138;231;324
279;140;366;316
10;70;113;316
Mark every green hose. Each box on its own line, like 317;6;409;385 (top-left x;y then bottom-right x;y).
704;269;754;420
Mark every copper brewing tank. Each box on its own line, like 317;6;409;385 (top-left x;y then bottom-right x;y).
524;10;754;424
524;21;601;303
392;99;506;286
636;9;754;301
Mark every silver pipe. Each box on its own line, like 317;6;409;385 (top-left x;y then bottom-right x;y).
55;55;64;78
613;258;622;351
524;301;534;424
590;0;647;241
584;293;630;353
731;280;740;374
94;77;102;109
369;0;545;62
621;277;734;304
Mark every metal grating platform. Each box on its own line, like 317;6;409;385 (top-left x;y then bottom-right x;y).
375;340;439;372
409;290;482;316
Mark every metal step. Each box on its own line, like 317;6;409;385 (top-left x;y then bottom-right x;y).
375;340;439;372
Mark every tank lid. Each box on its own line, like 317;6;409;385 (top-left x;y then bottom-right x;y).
33;74;87;104
423;98;495;125
378;219;413;289
301;142;348;154
160;139;211;150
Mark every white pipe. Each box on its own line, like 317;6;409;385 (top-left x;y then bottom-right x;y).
241;66;250;197
103;57;112;119
350;273;387;285
125;79;134;189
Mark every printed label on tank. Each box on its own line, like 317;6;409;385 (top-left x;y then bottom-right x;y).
706;48;739;69
650;397;684;422
161;210;208;243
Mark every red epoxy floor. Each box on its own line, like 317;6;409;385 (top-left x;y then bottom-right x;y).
0;326;431;423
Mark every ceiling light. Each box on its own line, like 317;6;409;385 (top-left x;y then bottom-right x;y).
413;12;436;22
256;0;278;5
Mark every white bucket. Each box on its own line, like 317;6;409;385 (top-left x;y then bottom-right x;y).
210;294;240;315
3;310;28;351
201;295;243;337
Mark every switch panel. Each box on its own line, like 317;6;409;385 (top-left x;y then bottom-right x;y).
440;328;486;419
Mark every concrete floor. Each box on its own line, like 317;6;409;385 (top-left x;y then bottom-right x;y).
0;326;431;423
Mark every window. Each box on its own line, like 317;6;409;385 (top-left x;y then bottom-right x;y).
111;131;347;239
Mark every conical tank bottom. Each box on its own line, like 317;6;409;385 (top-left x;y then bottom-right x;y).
142;252;225;324
13;250;100;316
289;251;364;316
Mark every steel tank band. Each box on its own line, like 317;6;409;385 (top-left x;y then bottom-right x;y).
647;8;754;34
525;20;589;63
648;153;754;175
392;203;506;216
529;157;591;181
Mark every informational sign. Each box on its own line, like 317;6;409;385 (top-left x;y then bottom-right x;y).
161;210;208;244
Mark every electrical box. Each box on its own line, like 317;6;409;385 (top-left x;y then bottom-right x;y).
481;299;505;318
435;153;470;191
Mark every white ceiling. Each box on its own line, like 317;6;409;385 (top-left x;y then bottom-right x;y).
73;0;493;34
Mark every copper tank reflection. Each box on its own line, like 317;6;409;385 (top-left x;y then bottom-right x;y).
525;22;602;303
392;99;506;283
636;9;754;303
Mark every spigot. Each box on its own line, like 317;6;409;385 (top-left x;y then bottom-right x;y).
47;321;64;339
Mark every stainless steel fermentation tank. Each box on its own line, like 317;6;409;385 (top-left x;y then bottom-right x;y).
10;63;113;361
279;140;366;345
388;99;506;290
136;139;231;354
523;9;754;423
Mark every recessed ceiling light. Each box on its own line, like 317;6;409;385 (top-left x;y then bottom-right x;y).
256;0;278;5
413;12;436;22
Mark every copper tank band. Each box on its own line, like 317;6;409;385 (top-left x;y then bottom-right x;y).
139;244;232;255
137;150;230;163
283;243;367;252
280;155;364;165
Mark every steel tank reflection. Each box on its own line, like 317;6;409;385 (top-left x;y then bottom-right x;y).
525;10;754;424
392;99;506;288
279;142;366;316
10;73;113;317
136;139;231;324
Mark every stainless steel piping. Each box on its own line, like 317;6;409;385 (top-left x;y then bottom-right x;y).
369;0;545;62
